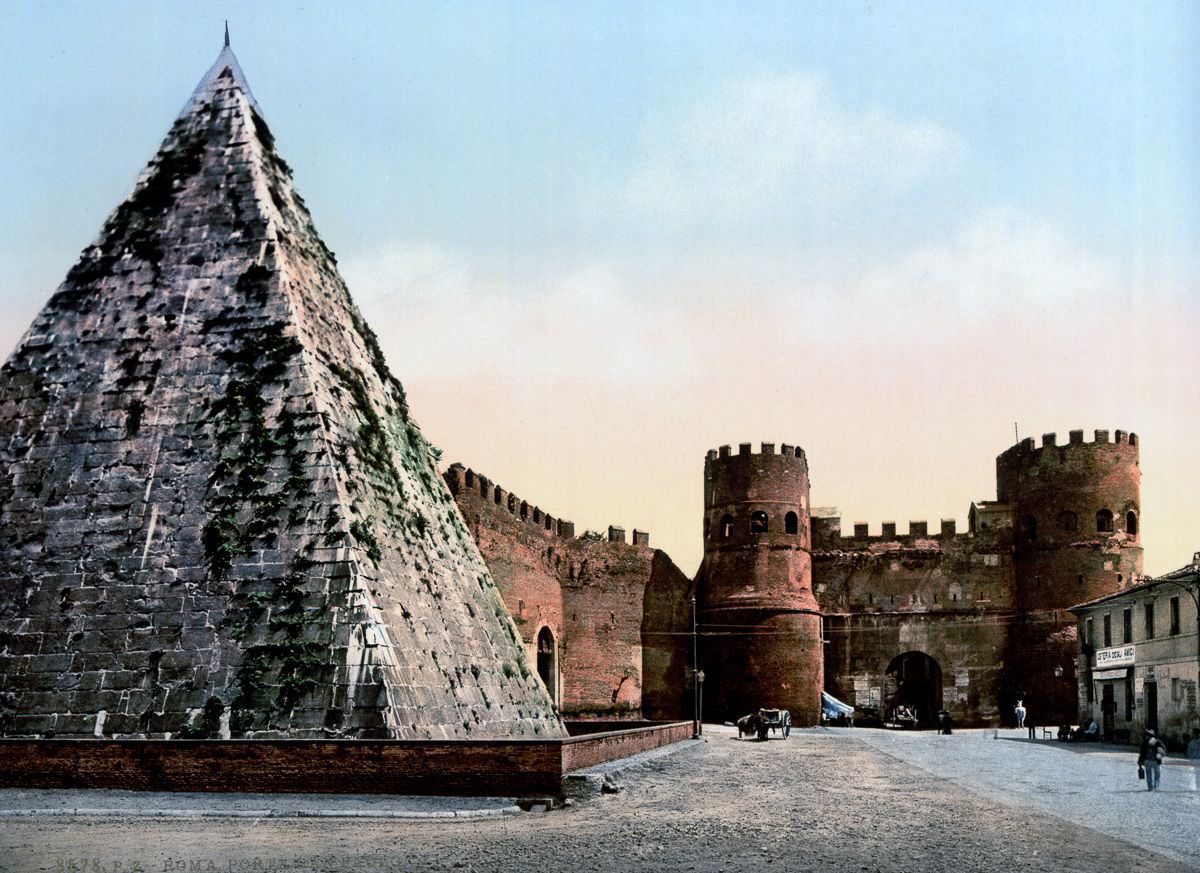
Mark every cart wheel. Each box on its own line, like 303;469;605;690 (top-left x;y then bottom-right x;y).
783;723;790;739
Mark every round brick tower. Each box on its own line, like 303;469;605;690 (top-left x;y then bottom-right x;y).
996;428;1142;723
694;442;823;726
997;428;1142;612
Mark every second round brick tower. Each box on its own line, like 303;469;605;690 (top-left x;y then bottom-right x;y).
996;428;1143;724
695;442;823;726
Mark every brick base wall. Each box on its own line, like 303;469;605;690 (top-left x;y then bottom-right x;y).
562;721;693;772
0;722;691;797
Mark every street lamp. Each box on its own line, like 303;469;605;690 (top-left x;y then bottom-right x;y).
690;596;703;739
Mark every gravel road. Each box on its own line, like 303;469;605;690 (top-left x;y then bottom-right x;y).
1;725;1194;873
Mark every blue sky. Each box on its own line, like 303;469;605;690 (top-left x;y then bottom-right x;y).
1;2;1197;574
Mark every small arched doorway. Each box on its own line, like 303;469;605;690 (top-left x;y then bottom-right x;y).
885;651;943;727
536;627;556;703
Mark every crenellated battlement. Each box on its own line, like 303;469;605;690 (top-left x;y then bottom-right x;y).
1002;427;1138;458
820;517;960;544
705;441;807;463
444;463;651;548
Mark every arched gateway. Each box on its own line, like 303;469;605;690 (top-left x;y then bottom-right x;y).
885;652;943;727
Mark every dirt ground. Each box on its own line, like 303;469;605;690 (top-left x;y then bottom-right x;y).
1;728;1193;873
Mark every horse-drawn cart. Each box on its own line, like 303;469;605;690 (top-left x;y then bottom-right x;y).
736;708;791;740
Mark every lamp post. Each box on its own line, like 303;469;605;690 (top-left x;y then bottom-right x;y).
691;596;700;739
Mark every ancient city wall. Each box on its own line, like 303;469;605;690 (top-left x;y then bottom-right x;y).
445;465;692;721
812;519;1015;613
812;518;1014;725
822;611;1008;725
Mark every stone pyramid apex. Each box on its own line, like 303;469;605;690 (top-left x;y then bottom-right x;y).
179;33;260;119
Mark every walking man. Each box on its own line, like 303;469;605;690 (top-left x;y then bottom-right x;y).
1138;728;1166;791
1014;700;1026;730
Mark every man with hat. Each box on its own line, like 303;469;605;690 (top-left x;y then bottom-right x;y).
1137;728;1167;791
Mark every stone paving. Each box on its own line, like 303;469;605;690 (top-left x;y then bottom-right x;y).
0;726;1196;872
848;726;1200;867
0;787;523;819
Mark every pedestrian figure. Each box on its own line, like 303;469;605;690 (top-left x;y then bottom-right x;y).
1014;700;1026;729
1138;728;1166;791
1027;713;1036;739
937;709;953;735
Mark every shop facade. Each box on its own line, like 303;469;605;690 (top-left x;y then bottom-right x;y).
1070;554;1200;748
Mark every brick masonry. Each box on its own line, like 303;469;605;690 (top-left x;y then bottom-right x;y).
0;721;691;796
445;466;693;722
449;433;1143;730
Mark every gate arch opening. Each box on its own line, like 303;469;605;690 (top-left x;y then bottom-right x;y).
884;651;943;728
536;627;556;703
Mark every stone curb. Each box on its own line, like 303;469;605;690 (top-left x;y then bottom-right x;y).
563;737;704;800
0;805;522;820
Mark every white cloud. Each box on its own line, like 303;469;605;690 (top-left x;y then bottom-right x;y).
342;243;695;390
342;212;1135;399
847;209;1124;324
623;71;960;216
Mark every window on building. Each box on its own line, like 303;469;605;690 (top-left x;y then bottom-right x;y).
1096;509;1114;533
1122;608;1132;644
720;514;734;539
1077;574;1085;585
1085;617;1094;649
1170;596;1181;635
1126;511;1138;535
1021;515;1038;542
785;511;799;535
1102;614;1112;647
750;511;769;534
1058;510;1078;531
1144;603;1155;640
